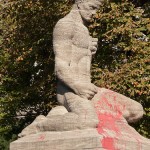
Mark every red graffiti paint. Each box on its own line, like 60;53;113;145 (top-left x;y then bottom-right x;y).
97;112;120;134
96;110;121;149
94;90;125;149
95;93;122;149
38;134;45;141
94;89;143;150
101;137;115;150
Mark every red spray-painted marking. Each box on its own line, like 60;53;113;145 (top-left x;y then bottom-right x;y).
96;112;120;134
96;112;119;150
94;89;142;150
38;134;45;141
95;92;122;150
101;137;115;150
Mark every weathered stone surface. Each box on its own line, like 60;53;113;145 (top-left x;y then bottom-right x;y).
10;129;150;150
18;115;47;138
47;106;68;117
10;129;102;150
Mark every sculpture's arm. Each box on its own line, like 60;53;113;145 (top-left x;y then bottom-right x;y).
53;21;78;87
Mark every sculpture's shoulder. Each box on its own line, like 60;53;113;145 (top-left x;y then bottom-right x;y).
53;15;76;41
54;16;75;33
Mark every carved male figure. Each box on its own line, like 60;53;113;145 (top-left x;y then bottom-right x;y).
19;0;144;136
42;0;102;130
53;0;143;128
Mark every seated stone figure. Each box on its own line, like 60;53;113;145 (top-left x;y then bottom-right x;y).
19;0;144;137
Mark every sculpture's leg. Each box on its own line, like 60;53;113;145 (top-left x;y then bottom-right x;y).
37;92;98;131
65;92;99;127
92;88;144;123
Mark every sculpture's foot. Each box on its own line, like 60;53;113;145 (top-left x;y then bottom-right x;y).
18;115;46;138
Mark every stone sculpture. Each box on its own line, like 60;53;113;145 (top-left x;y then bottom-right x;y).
10;0;150;149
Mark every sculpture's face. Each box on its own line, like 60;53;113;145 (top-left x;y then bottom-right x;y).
78;1;100;22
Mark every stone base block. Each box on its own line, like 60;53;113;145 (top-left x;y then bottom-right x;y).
10;129;150;150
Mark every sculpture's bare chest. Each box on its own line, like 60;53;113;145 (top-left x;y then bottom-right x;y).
70;23;91;76
72;24;90;49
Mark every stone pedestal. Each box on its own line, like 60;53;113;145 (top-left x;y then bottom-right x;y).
10;128;150;150
10;129;102;150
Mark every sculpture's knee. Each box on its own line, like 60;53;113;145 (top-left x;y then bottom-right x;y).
124;102;144;123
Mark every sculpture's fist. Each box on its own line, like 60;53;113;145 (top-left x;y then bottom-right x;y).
89;37;98;55
73;82;98;100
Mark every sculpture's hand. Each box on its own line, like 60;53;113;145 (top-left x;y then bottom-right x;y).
73;82;98;100
89;38;98;55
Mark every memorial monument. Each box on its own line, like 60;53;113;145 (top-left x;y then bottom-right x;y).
10;0;150;149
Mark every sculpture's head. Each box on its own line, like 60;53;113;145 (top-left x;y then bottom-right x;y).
75;0;102;22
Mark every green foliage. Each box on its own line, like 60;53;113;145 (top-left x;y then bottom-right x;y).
0;135;9;150
0;0;149;148
0;134;17;150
